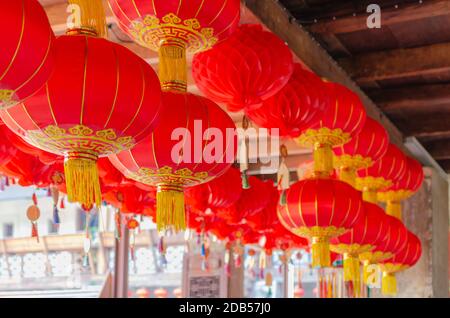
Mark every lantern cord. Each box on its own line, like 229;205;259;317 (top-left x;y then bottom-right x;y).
311;237;331;268
64;155;102;208
31;222;39;243
156;186;186;232
386;201;402;220
159;41;187;92
67;0;107;37
381;272;397;296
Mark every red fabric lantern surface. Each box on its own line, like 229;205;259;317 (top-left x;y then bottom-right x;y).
98;157;126;188
278;178;364;268
330;202;389;286
0;0;54;109
356;143;407;204
192;24;294;112
378;156;424;220
333;117;389;187
245;185;280;233
185;166;242;213
215;176;274;224
0;34;162;208
103;183;155;215
0;122;17;166
108;0;240;54
297;82;366;178
379;231;421;296
246;64;328;138
109;91;237;231
0;150;41;186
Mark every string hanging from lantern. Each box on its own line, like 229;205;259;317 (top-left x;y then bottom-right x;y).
27;191;40;242
277;145;290;205
239;116;251;189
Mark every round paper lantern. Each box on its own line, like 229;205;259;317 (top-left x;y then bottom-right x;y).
378;157;424;220
297;82;366;178
379;231;421;296
109;91;237;231
0;0;54;109
333;117;389;187
356;144;407;203
215;176;274;224
245;186;279;233
330;202;388;287
1;33;162;208
109;0;240;92
278;178;364;268
192;24;294;112
0;122;17;166
246;64;327;138
359;215;408;284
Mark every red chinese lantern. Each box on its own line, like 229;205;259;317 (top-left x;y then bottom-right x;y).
192;24;294;112
246;64;327;138
0;122;17;166
359;215;408;285
98;157;125;188
215;176;274;224
378;157;424;220
0;0;54;109
379;231;421;296
330;202;389;292
278;178;364;268
356;143;407;203
109;91;237;231
297;82;366;178
0;2;162;208
108;0;240;92
333;117;389;187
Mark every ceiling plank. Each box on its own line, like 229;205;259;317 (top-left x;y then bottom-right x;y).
242;0;407;152
390;111;450;137
423;139;450;160
369;84;450;113
338;42;450;84
437;159;450;172
307;0;450;34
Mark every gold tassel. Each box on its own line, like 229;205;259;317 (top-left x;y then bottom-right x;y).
67;0;107;37
159;41;187;92
344;254;361;297
64;153;101;208
156;185;186;232
386;201;402;220
337;167;356;188
311;237;331;268
382;272;397;296
313;143;333;178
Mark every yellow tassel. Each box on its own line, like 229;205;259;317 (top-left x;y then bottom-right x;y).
362;189;378;204
337;167;356;187
156;185;186;232
313;143;333;178
311;237;331;268
382;272;397;296
159;41;187;92
67;0;107;37
386;201;402;220
64;153;101;208
343;254;360;282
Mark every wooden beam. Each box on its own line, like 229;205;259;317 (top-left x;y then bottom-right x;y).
422;139;450;160
370;84;450;113
390;111;450;138
338;42;450;84
308;0;450;34
437;159;450;172
243;0;406;152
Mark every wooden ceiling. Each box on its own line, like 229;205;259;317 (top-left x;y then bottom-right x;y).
279;0;450;172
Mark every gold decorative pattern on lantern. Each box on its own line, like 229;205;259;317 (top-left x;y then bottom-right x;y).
330;243;374;256
296;128;350;148
129;13;218;53
379;263;408;274
359;250;393;264
126;166;210;187
291;225;348;239
377;189;413;202
0;90;16;107
333;154;373;170
26;124;135;156
355;176;392;192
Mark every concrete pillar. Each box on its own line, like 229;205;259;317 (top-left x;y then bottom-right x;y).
396;167;449;298
113;225;129;298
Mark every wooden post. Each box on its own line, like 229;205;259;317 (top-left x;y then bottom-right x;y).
227;243;244;298
113;221;129;298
